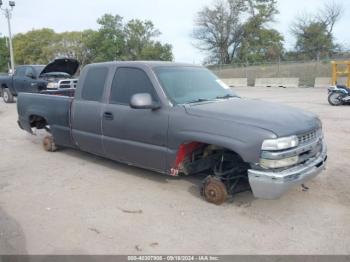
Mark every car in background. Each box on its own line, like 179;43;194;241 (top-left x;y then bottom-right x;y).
0;58;79;103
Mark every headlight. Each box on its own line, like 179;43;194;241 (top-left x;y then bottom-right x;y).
47;82;59;89
260;156;299;169
316;118;322;129
262;136;299;151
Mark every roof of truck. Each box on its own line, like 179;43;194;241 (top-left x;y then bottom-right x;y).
87;61;202;68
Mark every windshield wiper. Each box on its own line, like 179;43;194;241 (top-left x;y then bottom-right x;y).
187;98;211;104
216;94;236;100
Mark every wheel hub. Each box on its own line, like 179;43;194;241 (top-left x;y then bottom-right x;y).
3;92;8;101
203;177;228;205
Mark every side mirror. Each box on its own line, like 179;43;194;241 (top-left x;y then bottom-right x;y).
26;72;35;79
130;93;160;110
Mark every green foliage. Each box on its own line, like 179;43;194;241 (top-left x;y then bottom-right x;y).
0;37;9;72
49;30;98;66
13;28;57;65
291;2;342;61
293;21;335;60
238;27;284;63
238;0;283;63
11;14;173;67
140;43;173;61
92;14;125;62
123;19;173;61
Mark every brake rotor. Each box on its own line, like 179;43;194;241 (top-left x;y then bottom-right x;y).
43;136;57;152
203;177;228;205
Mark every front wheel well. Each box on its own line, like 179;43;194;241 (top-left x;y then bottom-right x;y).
172;142;249;176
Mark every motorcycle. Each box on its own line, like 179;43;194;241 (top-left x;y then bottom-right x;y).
328;85;350;106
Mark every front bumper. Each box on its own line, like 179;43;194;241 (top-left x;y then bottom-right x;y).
248;142;327;199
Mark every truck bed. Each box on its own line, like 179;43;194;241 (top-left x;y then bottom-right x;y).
17;93;75;148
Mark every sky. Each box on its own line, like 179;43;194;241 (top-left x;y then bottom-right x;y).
0;0;349;64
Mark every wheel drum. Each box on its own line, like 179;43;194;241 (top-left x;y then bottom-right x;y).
2;88;14;103
43;136;58;152
203;177;228;205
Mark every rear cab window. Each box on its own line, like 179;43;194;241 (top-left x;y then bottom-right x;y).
82;67;108;102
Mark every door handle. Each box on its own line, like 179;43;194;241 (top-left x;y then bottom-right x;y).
103;112;114;120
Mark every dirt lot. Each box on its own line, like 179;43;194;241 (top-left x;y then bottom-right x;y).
0;87;349;255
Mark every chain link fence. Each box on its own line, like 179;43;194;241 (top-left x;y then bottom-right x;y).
208;59;347;87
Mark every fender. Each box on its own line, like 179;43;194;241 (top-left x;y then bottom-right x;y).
328;86;348;94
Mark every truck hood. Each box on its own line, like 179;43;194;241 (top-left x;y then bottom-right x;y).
39;58;79;77
184;98;320;137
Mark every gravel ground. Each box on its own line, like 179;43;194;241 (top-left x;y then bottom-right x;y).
0;87;349;255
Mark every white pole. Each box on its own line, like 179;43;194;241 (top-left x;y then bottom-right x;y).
5;8;14;73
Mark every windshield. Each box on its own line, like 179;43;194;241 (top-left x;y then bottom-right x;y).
33;65;45;75
154;66;238;105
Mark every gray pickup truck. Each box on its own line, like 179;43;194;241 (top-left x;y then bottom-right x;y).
0;58;79;103
17;61;327;204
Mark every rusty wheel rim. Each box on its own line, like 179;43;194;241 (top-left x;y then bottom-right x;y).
204;178;228;205
43;136;53;151
3;92;8;102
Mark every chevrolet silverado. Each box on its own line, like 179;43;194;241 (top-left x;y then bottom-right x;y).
17;61;327;204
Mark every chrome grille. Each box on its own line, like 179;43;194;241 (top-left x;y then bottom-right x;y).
298;129;320;144
58;79;78;89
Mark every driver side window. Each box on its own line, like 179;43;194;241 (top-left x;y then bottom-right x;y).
110;67;158;105
25;67;35;78
15;67;26;77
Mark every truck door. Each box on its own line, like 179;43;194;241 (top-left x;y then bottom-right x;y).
24;67;41;93
102;67;168;172
12;66;27;94
71;66;109;156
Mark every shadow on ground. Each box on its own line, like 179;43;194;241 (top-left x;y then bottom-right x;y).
0;207;27;255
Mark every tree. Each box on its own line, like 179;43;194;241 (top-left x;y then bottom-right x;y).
0;37;9;72
291;2;342;60
91;14;126;62
140;42;173;61
85;14;173;62
237;0;283;63
123;19;173;61
13;28;57;64
10;14;173;66
193;0;246;64
292;21;333;61
193;0;281;64
237;27;284;63
51;30;97;66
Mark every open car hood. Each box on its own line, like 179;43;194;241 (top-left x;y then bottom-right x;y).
39;58;79;77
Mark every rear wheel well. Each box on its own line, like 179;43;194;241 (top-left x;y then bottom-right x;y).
29;115;49;130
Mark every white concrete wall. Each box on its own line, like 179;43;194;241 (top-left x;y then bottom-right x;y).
255;78;299;88
221;78;248;87
314;77;348;88
314;77;332;88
